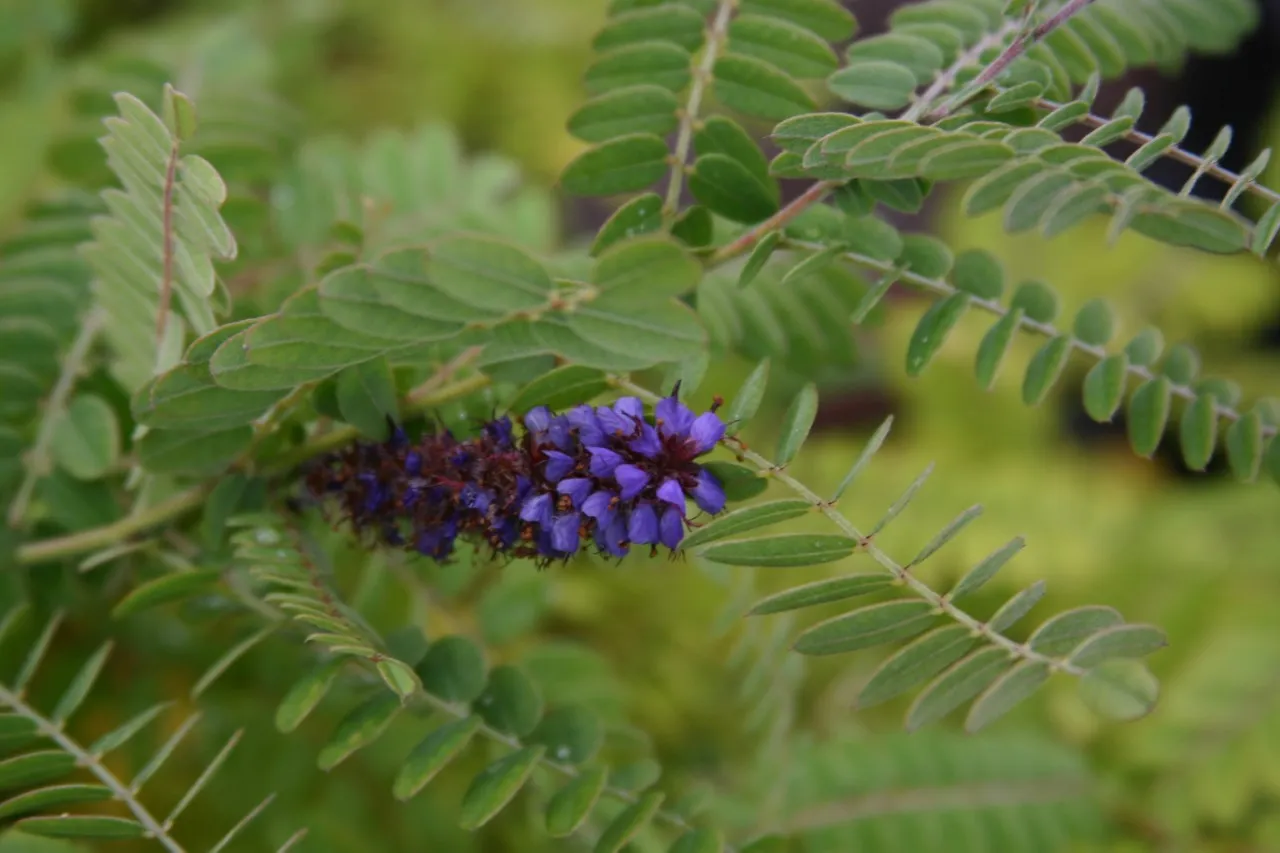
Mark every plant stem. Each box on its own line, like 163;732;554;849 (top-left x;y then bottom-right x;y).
6;307;107;529
708;180;837;266
905;22;1020;123
663;0;736;218
0;683;186;852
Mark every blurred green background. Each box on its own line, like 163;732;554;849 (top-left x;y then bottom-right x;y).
3;0;1280;850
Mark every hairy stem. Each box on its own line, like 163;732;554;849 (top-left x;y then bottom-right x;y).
0;683;185;852
664;0;736;218
6;307;107;528
904;22;1020;123
708;181;838;266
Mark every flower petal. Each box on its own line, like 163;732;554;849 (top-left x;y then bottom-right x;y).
523;406;551;434
557;477;593;508
689;412;726;453
551;513;581;554
656;396;695;439
656;478;685;510
659;507;684;550
519;493;553;527
567;405;606;447
582;490;617;526
587;446;623;477
614;396;644;423
691;469;726;514
628;504;658;545
614;464;650;500
628;424;662;458
544;450;575;482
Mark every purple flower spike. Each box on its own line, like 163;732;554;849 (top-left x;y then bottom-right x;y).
544;450;575;482
557;477;593;508
691;470;726;514
405;451;423;476
519;493;553;527
547;417;573;451
582;490;617;527
614;464;650;500
551;513;581;554
587;446;623;477
689;412;726;454
628;504;658;544
614;396;644;423
524;406;551;434
567;405;606;447
596;516;629;558
656;478;685;510
596;405;629;436
628;424;663;458
656;396;695;439
659;506;684;550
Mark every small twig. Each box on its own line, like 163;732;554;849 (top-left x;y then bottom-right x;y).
6;307;107;528
927;0;1098;120
663;0;736;217
903;21;1020;123
708;181;838;266
0;683;186;853
155;140;180;348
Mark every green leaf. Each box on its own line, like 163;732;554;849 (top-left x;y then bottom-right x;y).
905;292;970;376
866;178;930;214
527;705;603;766
52;643;112;724
699;534;857;568
1078;660;1159;721
474;665;543;738
318;692;401;770
0;784;113;821
567;85;680;143
560;134;669;196
775;383;818;465
134;364;282;429
950;249;1004;301
713;54;816;120
112;570;222;619
417;636;487;703
689;155;780;223
989;581;1047;633
393;716;481;801
591;194;664;256
458;746;546;830
567;298;706;366
919;141;1014;182
771;113;859;154
1068;624;1167;667
0;752;76;790
16;816;146;840
911;505;982;565
974;309;1023;391
795;600;935;656
827;61;918;111
1027;606;1124;657
1120;325;1168;372
585;43;693;95
377;659;421;700
1127;377;1171;458
335;358;399;441
162;84;197;141
1072;298;1116;346
702;461;767;501
1161;343;1200;385
1041;181;1112;238
741;0;855;40
672;206;714;247
49;395;118;480
695;116;772;186
850;268;902;324
723;359;769;435
1226;411;1264;482
671;829;725;853
750;574;892;616
963;159;1044;216
681;500;812;551
595;791;664;853
738;234;781;289
427;235;554;313
507;366;608;416
1083;353;1128;422
276;660;342;733
1010;279;1060;324
594;5;705;52
947;537;1025;602
137;426;252;476
1004;169;1075;233
831;415;894;501
906;647;1012;730
1180;393;1218;471
1130;201;1250;254
1021;335;1072;406
781;244;844;287
965;661;1051;732
729;15;839;79
842;215;903;262
545;767;607;837
858;625;977;709
90;702;170;756
986;81;1045;113
845;34;944;85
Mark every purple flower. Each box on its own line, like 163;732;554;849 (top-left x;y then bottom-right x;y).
587;446;623;477
596;405;629;437
524;406;551;433
628;424;662;458
614;396;644;423
656;395;695;439
544;450;575;482
405;451;423;476
460;484;494;513
628;504;658;545
595;516;629;558
557;477;593;508
567;405;606;447
691;470;725;514
656;478;685;510
582;490;617;527
659;507;684;550
485;416;515;449
614;464;650;500
519;493;553;527
689;412;726;454
550;513;581;554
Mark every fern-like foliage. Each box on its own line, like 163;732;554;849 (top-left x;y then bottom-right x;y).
0;608;281;850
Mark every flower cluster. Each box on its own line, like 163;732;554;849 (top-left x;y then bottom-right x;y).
302;391;728;565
